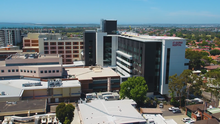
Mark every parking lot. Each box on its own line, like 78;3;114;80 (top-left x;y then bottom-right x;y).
159;104;189;124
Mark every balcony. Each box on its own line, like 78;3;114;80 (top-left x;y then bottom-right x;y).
116;56;132;66
116;66;131;77
116;50;132;60
116;62;132;73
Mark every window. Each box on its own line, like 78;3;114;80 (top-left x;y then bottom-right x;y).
66;46;71;49
40;71;43;73
66;59;72;62
56;70;59;73
34;71;36;73
66;55;71;58
44;42;48;45
24;70;26;72
58;42;64;45
50;42;56;45
20;69;23;72
1;70;4;73
80;42;83;45
66;51;71;53
44;51;49;54
53;70;55;73
16;69;18;72
74;55;79;57
51;51;56;54
27;70;29;73
30;70;33;73
44;70;47;73
73;46;78;49
73;42;78;45
65;42;71;45
8;69;11;72
12;69;15;72
58;47;64;49
165;48;171;84
49;70;51;73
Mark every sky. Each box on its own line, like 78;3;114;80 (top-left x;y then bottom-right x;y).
0;0;220;24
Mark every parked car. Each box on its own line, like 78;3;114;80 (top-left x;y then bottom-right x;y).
168;107;179;111
159;103;163;108
151;95;165;101
186;120;195;124
182;117;192;123
172;109;181;113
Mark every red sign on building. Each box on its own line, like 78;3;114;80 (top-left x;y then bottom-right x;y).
173;41;183;46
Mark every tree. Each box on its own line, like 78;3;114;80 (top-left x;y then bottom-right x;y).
120;76;148;106
63;117;71;124
168;70;192;107
189;75;204;97
202;56;213;65
168;74;184;107
210;49;220;56
56;103;75;124
185;49;206;70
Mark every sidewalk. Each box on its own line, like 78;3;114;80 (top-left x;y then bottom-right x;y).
71;108;80;124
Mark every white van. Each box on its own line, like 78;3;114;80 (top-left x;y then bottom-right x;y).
103;95;115;101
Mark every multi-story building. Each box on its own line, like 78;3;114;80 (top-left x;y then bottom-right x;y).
0;53;63;79
83;19;189;95
0;46;22;60
84;19;117;66
0;29;22;47
23;33;84;64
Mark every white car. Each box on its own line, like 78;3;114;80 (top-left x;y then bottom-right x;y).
186;120;196;124
182;117;192;123
168;107;179;111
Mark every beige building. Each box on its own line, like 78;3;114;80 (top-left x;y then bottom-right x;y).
23;33;84;64
0;53;63;79
0;79;81;103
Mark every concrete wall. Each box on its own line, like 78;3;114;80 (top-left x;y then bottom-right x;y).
160;39;187;95
0;65;62;78
111;36;118;66
39;38;83;64
5;57;61;65
96;32;107;66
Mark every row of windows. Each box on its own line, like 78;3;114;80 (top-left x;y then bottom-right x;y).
1;69;60;74
44;50;79;54
1;69;36;73
40;70;60;73
44;42;83;45
45;46;83;50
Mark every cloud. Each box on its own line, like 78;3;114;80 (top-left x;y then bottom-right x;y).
168;11;220;18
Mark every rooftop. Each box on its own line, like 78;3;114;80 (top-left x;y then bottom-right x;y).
78;99;145;124
140;108;163;114
0;79;81;97
207;108;220;114
143;114;177;124
120;32;183;42
6;53;61;60
194;119;218;124
65;67;119;80
0;99;46;113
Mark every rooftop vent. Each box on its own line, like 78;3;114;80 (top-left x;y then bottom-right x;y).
22;82;42;87
48;79;62;87
1;91;5;95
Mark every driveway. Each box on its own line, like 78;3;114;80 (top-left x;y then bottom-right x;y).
159;104;188;124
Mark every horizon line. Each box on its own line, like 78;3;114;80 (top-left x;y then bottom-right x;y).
1;22;220;25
